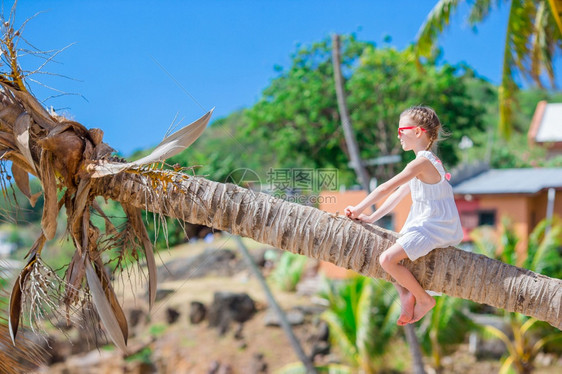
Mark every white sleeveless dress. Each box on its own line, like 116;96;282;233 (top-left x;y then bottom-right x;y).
397;150;463;261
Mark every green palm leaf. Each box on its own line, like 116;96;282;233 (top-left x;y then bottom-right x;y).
416;0;562;138
321;309;359;366
468;0;506;24
414;0;463;58
319;277;400;372
356;278;378;373
499;0;534;138
525;218;562;276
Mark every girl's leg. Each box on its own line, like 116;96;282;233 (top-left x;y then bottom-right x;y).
379;243;435;323
392;282;415;326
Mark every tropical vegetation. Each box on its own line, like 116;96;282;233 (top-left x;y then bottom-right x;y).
318;276;400;373
0;5;561;374
470;218;562;373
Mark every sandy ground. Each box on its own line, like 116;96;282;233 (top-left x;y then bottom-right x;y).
34;235;562;373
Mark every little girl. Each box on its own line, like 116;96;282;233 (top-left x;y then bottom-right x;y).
344;106;463;325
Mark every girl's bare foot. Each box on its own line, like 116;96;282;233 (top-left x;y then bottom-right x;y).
397;291;415;326
410;296;436;323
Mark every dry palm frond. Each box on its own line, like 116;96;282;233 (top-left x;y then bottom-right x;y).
88;108;213;178
8;255;34;343
9;254;78;343
38;150;59;240
11;162;41;206
1;286;47;373
0;9;211;354
84;259;128;353
122;204;157;309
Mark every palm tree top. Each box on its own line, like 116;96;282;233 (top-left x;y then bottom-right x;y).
414;0;562;138
549;0;562;33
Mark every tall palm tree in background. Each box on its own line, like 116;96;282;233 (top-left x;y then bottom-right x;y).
415;0;562;138
331;33;427;374
0;10;561;372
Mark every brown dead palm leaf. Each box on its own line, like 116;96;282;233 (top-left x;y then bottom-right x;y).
8;254;35;343
1;287;46;373
0;11;212;352
84;259;128;353
122;204;158;309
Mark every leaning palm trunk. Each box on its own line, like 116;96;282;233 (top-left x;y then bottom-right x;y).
91;172;562;330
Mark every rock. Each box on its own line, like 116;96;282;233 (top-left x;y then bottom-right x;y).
467;314;509;359
295;304;326;316
307;320;329;343
233;323;244;340
45;335;72;364
264;308;305;327
311;341;330;360
129;308;146;328
155;288;174;302
208;360;221;374
237;340;247;350
249;353;268;374
317;321;330;342
535;352;555;367
207;360;232;374
190;301;207;324
473;334;507;359
218;364;233;374
157;248;240;281
166;307;180;324
208;292;256;335
64;349;117;370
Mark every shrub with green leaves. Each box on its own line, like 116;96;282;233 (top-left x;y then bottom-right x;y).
269;252;308;292
318;276;400;373
417;295;477;370
470;217;562;373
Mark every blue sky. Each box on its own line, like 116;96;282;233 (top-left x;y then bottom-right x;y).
12;0;561;155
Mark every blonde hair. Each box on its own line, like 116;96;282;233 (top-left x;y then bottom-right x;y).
400;106;442;151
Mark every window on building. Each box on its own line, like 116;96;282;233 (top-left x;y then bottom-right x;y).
478;211;496;226
378;215;393;231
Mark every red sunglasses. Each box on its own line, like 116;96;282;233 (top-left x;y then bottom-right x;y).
398;126;426;136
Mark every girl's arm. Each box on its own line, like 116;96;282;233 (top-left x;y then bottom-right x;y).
345;157;426;219
359;183;410;223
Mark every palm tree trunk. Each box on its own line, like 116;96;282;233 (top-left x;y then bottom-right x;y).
406;324;427;374
91;172;562;330
234;237;317;373
332;33;426;373
331;34;370;189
